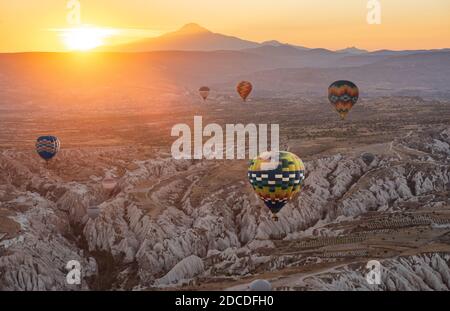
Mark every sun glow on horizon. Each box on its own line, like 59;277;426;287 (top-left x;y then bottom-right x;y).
60;26;118;51
1;1;449;52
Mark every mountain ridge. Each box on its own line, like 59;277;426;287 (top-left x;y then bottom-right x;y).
96;23;450;56
104;23;260;52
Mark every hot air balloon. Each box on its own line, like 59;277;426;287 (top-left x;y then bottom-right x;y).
87;205;101;220
36;136;60;163
248;151;306;221
236;81;253;101
361;152;375;166
328;80;359;120
249;279;272;291
199;86;210;101
102;176;117;192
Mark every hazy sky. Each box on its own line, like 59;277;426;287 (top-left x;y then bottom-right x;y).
1;0;449;52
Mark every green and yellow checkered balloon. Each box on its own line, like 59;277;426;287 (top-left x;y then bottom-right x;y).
248;151;306;220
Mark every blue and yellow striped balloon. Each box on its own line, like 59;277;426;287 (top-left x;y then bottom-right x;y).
248;151;306;220
36;136;60;161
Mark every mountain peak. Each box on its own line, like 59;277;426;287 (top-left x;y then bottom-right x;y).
176;23;210;35
337;46;368;54
261;40;284;47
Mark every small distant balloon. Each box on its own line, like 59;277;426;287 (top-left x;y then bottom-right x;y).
102;176;117;191
87;206;101;220
199;86;210;101
249;279;272;291
328;80;359;120
248;151;306;221
361;152;375;165
36;136;60;162
236;81;253;101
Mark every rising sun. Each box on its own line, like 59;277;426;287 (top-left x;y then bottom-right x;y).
61;26;117;51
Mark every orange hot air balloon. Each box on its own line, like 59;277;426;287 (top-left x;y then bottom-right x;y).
199;86;210;101
236;81;253;101
328;80;359;120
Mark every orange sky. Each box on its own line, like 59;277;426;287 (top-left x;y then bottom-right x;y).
1;0;449;52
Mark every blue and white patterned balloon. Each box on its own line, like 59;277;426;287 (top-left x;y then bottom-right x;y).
36;136;60;161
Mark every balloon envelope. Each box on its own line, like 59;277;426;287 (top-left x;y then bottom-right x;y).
249;279;272;291
248;151;305;217
36;136;60;161
361;152;375;165
199;86;210;100
328;80;359;120
236;81;253;101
